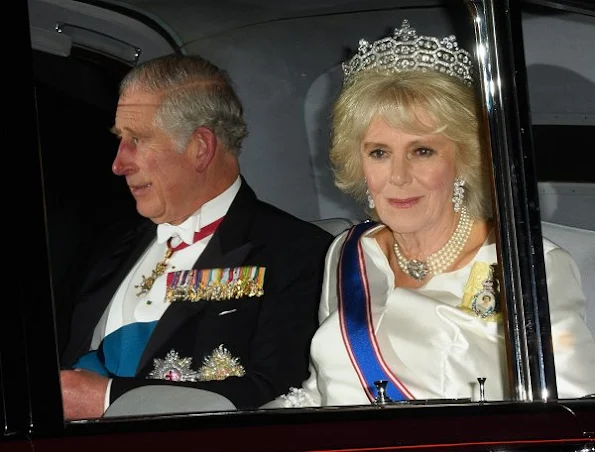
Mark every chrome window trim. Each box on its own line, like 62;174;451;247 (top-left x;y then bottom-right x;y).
466;0;557;401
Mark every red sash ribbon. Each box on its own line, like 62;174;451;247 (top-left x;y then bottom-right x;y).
168;216;225;252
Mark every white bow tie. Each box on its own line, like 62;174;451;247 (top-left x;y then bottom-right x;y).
157;222;196;245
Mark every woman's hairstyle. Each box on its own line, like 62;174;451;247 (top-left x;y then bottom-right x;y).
329;69;493;220
119;54;248;155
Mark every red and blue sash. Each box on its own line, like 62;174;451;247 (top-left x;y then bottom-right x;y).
338;221;413;402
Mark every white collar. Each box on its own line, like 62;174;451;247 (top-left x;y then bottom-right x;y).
156;176;241;245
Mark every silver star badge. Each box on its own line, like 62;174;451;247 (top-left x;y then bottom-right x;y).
147;349;199;382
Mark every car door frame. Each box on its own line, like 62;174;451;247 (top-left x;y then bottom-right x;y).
3;0;594;450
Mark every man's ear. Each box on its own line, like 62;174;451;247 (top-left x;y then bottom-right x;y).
190;126;217;172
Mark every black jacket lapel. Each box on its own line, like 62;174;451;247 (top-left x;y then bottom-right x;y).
62;221;156;367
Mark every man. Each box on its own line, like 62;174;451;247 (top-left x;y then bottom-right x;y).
60;54;333;420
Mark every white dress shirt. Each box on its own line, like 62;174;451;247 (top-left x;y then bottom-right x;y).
99;176;241;341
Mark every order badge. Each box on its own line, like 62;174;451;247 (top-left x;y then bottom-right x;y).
460;262;501;321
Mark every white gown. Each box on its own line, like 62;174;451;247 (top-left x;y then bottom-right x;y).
271;224;595;408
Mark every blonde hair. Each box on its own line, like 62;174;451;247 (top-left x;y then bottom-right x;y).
329;70;492;220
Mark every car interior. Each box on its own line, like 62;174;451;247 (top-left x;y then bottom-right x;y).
24;0;595;422
28;0;595;332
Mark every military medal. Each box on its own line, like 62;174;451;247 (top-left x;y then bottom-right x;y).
165;266;266;303
135;248;175;297
135;216;225;297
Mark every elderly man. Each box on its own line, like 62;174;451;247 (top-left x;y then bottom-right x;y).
60;54;333;420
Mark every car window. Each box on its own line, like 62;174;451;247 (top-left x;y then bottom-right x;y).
522;4;595;232
23;0;595;435
521;3;595;378
523;4;595;184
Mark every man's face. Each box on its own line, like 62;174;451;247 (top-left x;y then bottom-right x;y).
111;90;200;225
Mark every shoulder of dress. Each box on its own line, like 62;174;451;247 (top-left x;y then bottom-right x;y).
325;221;382;261
541;236;561;254
326;231;349;258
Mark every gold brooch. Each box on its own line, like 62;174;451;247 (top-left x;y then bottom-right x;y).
136;248;174;297
197;344;246;381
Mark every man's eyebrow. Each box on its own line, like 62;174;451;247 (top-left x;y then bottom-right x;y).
109;125;120;136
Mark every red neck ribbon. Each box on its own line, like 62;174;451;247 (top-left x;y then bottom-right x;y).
167;216;225;252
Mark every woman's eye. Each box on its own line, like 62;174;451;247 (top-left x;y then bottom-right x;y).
369;148;386;159
414;147;434;157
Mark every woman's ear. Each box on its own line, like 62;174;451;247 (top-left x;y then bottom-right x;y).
190;126;217;172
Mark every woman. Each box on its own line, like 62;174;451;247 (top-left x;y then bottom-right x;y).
269;20;595;407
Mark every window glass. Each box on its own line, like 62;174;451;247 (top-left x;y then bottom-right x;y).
34;48;137;353
522;4;595;375
29;0;594;426
523;5;595;230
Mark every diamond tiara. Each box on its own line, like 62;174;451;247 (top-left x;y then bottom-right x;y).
342;19;475;86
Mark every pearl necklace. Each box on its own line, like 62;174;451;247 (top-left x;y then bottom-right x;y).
392;206;473;281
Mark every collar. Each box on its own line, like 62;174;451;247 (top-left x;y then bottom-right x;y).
156;176;242;245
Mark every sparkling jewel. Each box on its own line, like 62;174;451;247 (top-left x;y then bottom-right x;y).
135;216;224;297
135;247;174;297
148;350;199;382
393;206;473;281
197;344;246;381
342;19;474;86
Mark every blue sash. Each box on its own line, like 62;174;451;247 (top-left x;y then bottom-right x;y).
338;221;412;402
73;321;157;377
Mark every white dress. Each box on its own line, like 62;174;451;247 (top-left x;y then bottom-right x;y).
272;224;595;408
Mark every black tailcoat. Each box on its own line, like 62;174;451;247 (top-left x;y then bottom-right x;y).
61;180;333;409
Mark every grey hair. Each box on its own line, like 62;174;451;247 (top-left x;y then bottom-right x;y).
119;54;248;154
329;69;493;221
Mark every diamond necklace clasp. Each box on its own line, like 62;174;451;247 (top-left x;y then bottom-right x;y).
393;206;473;282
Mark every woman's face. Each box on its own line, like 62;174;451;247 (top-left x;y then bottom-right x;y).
361;114;458;235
